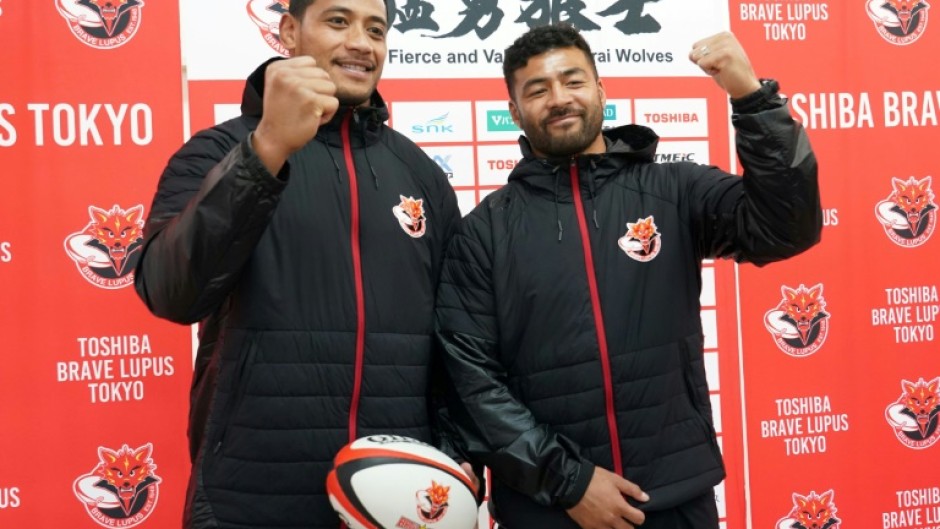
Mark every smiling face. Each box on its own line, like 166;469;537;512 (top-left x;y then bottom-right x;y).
280;0;388;106
508;47;607;159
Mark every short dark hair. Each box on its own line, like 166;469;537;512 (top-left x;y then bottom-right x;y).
289;0;392;22
288;0;313;18
503;23;597;97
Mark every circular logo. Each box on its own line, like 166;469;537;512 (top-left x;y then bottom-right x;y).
866;0;930;45
247;0;290;56
55;0;145;50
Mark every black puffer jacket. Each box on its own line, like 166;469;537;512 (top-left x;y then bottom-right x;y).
135;59;460;529
436;84;821;528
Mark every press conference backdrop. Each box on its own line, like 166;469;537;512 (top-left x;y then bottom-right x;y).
1;1;938;528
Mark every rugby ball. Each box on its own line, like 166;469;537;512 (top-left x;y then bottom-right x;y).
327;435;478;529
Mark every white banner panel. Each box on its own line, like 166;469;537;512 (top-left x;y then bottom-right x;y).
181;0;731;80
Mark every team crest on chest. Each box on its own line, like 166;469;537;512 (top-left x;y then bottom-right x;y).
393;195;427;238
618;215;661;262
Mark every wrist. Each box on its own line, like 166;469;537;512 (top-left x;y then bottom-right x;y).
730;78;782;114
250;128;289;176
558;461;595;510
728;78;763;100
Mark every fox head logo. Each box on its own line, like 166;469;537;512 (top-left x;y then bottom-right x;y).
901;378;939;437
618;215;662;262
65;204;145;289
73;443;161;527
55;0;144;49
782;284;824;344
887;0;926;32
886;376;940;448
875;176;937;247
776;490;841;529
764;283;830;357
393;195;427;238
247;0;291;56
86;0;130;35
892;176;935;227
416;480;450;523
95;444;157;515
628;217;656;252
87;204;145;275
866;0;929;44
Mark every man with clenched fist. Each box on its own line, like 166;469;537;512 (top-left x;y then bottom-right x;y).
436;24;821;529
134;1;472;528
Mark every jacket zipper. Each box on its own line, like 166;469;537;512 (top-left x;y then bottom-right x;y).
569;160;624;476
342;114;367;443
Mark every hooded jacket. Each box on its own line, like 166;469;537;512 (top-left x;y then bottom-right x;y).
436;82;821;528
135;58;460;529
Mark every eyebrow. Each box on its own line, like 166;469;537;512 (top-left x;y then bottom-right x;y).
520;67;589;92
320;6;388;28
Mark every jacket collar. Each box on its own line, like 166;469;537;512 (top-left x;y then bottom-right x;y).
515;124;659;165
508;124;660;187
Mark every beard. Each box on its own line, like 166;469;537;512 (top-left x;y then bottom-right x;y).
520;101;605;158
335;84;376;107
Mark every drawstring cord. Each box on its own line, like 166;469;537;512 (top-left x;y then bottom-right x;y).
322;140;342;183
320;109;381;187
588;158;600;229
354;111;380;189
552;157;599;241
552;165;563;242
364;146;379;189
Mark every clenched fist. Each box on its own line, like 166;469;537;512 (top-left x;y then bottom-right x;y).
688;32;763;100
251;57;340;174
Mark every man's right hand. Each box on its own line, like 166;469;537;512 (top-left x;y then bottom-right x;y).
566;467;648;529
252;57;340;175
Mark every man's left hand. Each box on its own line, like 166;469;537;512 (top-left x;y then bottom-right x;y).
460;462;481;492
460;462;481;529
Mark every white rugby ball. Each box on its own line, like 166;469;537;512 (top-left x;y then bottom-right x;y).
327;435;478;529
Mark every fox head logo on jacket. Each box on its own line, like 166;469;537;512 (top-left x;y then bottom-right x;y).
885;376;940;449
55;0;144;49
866;0;930;45
64;204;145;289
875;176;936;248
73;443;161;527
393;195;427;238
776;490;841;529
247;0;290;56
618;215;661;262
764;283;830;357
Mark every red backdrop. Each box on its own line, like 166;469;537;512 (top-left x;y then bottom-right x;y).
0;2;191;527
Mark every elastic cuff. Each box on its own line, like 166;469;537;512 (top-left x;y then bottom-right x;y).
243;132;291;182
556;461;595;510
730;78;783;115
